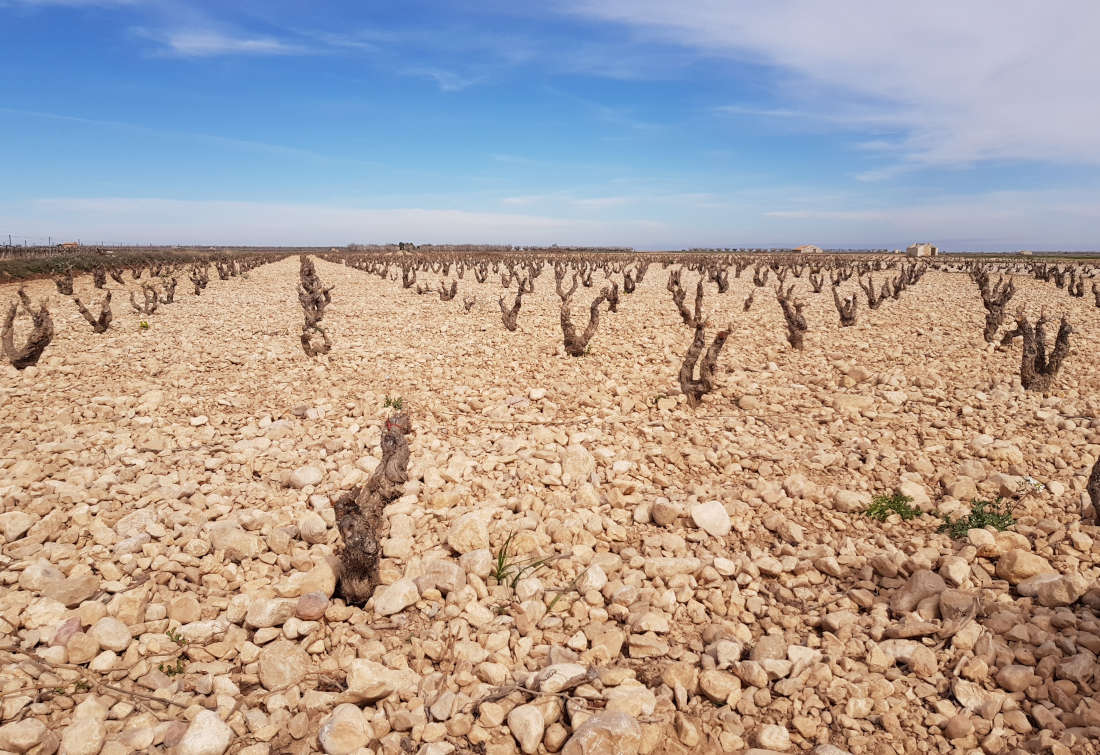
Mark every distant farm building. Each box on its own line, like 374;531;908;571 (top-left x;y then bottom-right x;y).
57;242;80;249
906;242;938;257
1018;250;1033;256
796;244;823;254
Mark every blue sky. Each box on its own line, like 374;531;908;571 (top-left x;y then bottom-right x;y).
1;0;1098;250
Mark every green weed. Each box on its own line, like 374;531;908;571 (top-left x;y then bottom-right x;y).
938;498;1015;539
865;492;922;522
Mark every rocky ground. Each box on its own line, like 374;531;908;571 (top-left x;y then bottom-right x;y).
0;255;1098;755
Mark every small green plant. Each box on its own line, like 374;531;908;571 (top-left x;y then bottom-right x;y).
938;498;1015;539
165;628;186;646
865;492;922;521
383;395;404;411
138;320;149;330
491;532;554;589
158;658;187;677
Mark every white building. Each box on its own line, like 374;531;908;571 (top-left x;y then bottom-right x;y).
906;242;938;257
796;244;823;254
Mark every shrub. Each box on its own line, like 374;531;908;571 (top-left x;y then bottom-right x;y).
938;498;1014;539
865;492;922;521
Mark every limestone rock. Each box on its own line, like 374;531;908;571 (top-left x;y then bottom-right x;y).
890;569;946;615
373;578;419;616
689;500;731;537
318;704;370;755
445;512;490;554
507;704;545;754
0;718;47;752
176;710;232;755
258;639;310;690
562;712;642;755
289;465;324;489
995;549;1054;584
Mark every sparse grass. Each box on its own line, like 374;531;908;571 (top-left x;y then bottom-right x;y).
383;395;404;411
138;320;149;330
865;492;922;522
546;571;585;612
938;498;1015;539
491;532;555;590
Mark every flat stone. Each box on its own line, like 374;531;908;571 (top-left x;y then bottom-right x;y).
995;549;1054;584
373;578;419;616
689;501;731;537
258;639;310;690
562;712;642;755
245;597;294;629
40;575;100;608
755;724;791;751
289;465;324;489
89;617;130;652
0;718;48;752
176;710;232;755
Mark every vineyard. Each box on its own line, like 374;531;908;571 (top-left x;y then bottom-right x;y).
1;250;1099;755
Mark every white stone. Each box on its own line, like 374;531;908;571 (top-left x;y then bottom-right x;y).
690;501;731;537
290;465;324;489
0;718;47;752
373;578;419;616
176;710;232;755
446;512;490;554
755;724;792;751
318;704;370;755
507;704;545;754
89;617;130;652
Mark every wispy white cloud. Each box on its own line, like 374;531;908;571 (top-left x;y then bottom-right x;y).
566;1;1100;170
403;67;482;92
12;197;666;246
135;28;312;57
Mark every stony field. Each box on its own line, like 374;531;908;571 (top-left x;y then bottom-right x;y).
1;255;1099;755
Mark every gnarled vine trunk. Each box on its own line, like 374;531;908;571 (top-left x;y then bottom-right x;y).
299;255;334;356
832;285;858;326
975;271;1015;342
499;289;524;331
54;270;74;296
557;270;609;356
74;292;113;333
336;413;412;604
1000;312;1071;392
130;284;158;315
777;284;808;350
678;283;730;407
2;289;53;369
